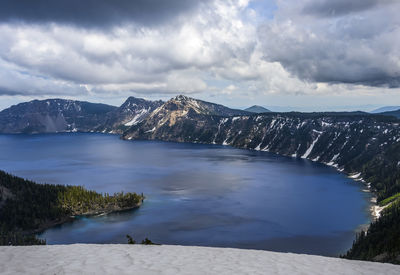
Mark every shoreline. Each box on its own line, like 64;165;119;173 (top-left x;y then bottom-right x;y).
245;143;382;222
31;202;143;235
1;132;381;246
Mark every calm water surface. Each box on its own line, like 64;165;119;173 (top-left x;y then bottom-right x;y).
0;133;372;256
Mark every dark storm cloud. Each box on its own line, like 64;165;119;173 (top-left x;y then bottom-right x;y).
259;0;400;88
302;0;392;17
0;0;208;27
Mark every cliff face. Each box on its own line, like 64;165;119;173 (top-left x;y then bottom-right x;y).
0;99;117;133
0;97;163;134
123;99;400;201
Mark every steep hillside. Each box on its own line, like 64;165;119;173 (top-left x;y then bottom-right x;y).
99;96;163;133
0;99;116;133
165;95;250;116
124;110;400;201
0;170;143;245
123;95;250;141
344;200;400;264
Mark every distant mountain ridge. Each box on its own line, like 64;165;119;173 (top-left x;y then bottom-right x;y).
0;99;116;133
371;106;400;113
379;109;400;119
0;95;248;134
244;105;271;113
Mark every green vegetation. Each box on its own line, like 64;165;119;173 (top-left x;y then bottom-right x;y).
343;201;400;264
379;193;400;207
0;170;144;245
59;186;143;215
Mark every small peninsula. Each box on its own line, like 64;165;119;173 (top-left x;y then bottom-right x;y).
0;170;144;245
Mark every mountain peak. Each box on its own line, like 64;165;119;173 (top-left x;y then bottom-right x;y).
174;95;190;101
244;105;271;113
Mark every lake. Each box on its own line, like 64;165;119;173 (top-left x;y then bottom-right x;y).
0;133;372;256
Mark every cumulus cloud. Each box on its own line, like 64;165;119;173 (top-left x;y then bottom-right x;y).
0;0;257;97
259;0;400;87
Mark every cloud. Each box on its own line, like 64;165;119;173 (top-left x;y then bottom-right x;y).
301;0;392;17
0;0;259;97
0;0;209;28
0;58;87;97
0;0;399;109
259;0;400;87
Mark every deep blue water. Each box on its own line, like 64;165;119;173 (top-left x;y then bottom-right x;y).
0;133;371;256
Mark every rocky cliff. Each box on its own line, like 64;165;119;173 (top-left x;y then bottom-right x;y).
123;97;400;201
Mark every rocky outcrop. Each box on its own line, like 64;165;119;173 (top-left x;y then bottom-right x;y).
99;96;164;134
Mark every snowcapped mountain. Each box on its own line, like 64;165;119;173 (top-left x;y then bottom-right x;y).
123;95;250;142
168;95;250;116
99;96;164;134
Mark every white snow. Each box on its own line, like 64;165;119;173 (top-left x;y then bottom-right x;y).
348;173;361;179
270;118;277;128
231;116;240;122
0;244;398;275
327;153;340;166
321;121;332;127
145;127;156;133
124;108;149;126
255;142;262;151
312;129;323;134
301;135;321;159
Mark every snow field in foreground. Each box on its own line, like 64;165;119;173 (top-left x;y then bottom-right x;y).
0;244;399;274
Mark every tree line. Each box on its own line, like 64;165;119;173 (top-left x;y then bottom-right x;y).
0;170;143;245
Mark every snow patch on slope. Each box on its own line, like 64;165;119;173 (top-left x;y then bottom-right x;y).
302;135;321;159
124;108;150;126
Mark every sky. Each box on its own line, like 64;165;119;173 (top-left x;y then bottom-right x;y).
0;0;399;112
